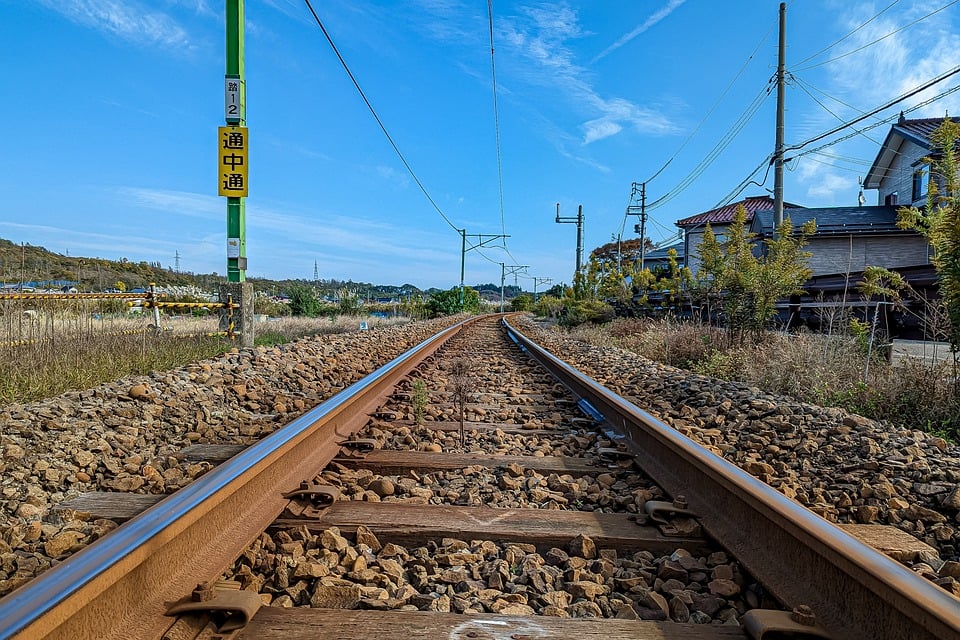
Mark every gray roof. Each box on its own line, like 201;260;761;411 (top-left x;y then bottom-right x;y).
644;240;685;261
753;205;909;236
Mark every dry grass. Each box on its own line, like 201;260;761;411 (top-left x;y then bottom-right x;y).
0;307;413;406
568;317;960;439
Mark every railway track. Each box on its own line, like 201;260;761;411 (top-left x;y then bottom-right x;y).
1;315;958;639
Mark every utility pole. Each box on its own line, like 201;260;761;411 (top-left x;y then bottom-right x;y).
555;203;584;275
499;263;528;313
459;229;509;306
628;182;648;271
773;1;786;233
530;276;552;302
218;0;253;346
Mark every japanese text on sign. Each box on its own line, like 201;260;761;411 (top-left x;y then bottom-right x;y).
218;126;248;197
225;75;243;123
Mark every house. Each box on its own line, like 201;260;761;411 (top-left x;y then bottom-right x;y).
863;115;947;207
674;195;804;274
751;205;931;277
642;240;686;271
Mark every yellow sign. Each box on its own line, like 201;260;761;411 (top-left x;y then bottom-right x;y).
218;126;248;197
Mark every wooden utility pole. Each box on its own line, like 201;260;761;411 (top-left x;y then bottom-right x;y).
773;2;786;233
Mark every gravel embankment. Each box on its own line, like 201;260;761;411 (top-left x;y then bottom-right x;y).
515;317;960;595
0;317;462;596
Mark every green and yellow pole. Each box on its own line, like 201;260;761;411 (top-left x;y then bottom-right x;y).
226;0;246;282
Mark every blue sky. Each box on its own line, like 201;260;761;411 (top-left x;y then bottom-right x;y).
3;0;960;290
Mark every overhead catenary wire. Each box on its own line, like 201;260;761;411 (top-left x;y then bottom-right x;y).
487;1;508;249
302;0;460;233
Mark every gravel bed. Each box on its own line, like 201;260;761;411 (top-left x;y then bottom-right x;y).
224;319;759;624
227;526;758;623
514;317;960;595
0;317;463;596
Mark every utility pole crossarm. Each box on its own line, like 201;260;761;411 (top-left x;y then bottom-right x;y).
555;203;585;275
458;230;510;306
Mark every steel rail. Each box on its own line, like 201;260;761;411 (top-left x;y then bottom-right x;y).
0;317;477;640
503;316;960;640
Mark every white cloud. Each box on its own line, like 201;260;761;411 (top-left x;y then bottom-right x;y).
806;170;854;200
499;3;679;146
38;0;192;50
592;0;686;63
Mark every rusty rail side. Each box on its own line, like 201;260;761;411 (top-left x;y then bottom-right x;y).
0;317;479;640
503;317;960;640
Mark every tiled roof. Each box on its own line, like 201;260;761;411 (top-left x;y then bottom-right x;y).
675;195;804;227
893;117;948;145
865;117;952;188
753;205;909;236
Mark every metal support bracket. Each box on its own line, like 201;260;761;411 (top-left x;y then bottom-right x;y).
165;581;261;635
641;497;702;537
281;482;340;519
337;438;378;458
742;607;833;639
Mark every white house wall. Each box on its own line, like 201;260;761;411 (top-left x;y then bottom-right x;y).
876;138;928;206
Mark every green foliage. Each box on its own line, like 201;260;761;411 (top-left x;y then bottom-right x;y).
336;287;360;315
897;118;960;358
411;379;428;425
533;295;563;319
426;287;480;317
287;283;322;317
559;299;615;326
253;292;291;317
694;205;814;343
510;293;533;312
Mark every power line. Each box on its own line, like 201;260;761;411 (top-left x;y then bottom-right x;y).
785;65;960;153
487;0;509;249
793;76;883;148
647;82;771;211
795;0;960;72
302;0;460;233
792;0;901;68
642;17;777;185
792;81;960;160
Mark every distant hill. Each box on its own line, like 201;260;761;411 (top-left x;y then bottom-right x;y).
0;237;429;298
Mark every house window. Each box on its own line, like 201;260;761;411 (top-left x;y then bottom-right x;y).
884;192;898;206
912;165;929;202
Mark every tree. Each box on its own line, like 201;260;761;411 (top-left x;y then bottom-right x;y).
510;293;533;312
897;118;960;377
287;283;322;317
426;287;480;317
695;205;814;343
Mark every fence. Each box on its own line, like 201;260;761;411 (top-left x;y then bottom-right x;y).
0;284;239;347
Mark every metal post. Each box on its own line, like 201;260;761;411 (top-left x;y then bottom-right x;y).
500;263;505;313
460;229;466;306
226;0;246;282
773;2;786;234
639;183;647;271
556;203;586;276
459;231;509;309
576;204;584;273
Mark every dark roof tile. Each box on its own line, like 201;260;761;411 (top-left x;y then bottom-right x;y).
675;195;804;227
